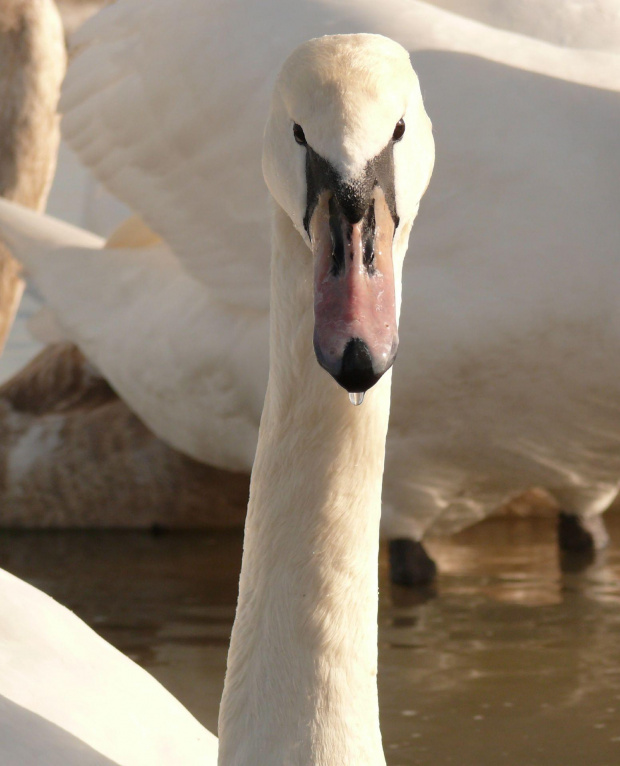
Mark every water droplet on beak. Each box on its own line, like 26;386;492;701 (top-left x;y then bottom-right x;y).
348;392;365;406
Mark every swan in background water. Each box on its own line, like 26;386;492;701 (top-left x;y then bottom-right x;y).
0;33;435;764
0;340;249;528
1;0;619;584
0;0;65;354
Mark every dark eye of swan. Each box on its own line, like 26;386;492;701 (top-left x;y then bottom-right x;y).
293;123;307;145
392;118;405;142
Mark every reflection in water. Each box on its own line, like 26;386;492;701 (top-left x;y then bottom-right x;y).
1;516;619;765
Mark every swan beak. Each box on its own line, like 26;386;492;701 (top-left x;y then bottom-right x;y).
310;186;398;394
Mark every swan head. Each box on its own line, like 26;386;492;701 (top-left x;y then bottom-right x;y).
263;33;434;394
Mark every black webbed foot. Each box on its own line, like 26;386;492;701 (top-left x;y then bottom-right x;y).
558;512;609;553
389;538;437;587
558;512;609;573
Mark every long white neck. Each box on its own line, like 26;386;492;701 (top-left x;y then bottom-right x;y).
218;205;394;766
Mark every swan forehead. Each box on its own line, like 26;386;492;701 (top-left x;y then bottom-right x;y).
278;34;418;177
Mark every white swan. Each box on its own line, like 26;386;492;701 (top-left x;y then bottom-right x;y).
1;0;619;584
0;33;434;764
0;0;65;354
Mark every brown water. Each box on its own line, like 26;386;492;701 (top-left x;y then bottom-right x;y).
1;515;620;765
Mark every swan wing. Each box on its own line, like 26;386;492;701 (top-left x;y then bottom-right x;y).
0;199;265;470
0;567;217;765
419;0;620;51
59;0;618;316
60;0;278;311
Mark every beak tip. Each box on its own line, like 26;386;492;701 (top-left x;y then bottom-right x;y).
314;336;397;394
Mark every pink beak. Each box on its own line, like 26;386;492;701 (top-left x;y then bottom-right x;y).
310;186;398;393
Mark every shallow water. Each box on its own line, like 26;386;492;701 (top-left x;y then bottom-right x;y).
1;514;620;765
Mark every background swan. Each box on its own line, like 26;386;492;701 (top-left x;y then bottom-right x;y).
0;0;65;354
1;0;619;585
0;33;434;764
0;340;249;528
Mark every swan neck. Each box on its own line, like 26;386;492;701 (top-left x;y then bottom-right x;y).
218;206;392;765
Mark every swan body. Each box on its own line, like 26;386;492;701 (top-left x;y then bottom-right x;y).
0;568;217;765
1;0;619;559
0;33;434;764
0;0;65;354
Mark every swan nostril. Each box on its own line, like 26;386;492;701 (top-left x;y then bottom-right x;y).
328;196;345;276
362;200;376;271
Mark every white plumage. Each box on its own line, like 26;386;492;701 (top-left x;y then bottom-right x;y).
423;0;620;50
0;568;217;765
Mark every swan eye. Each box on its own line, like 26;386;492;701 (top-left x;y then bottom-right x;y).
293;123;307;145
392;118;405;142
